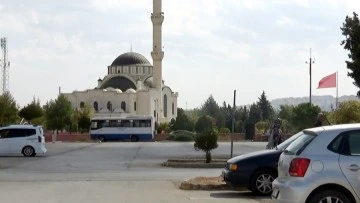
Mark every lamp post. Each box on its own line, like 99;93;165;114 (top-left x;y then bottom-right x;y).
231;90;236;158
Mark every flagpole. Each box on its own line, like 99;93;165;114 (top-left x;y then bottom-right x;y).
336;71;338;109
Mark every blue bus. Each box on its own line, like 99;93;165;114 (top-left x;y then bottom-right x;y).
90;115;154;142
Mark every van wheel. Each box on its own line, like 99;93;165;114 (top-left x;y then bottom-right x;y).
98;136;105;142
22;146;35;157
131;135;139;142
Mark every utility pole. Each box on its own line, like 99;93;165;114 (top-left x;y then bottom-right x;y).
231;90;236;158
1;37;10;95
306;48;315;105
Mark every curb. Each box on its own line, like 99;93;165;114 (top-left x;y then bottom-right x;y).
162;161;226;168
166;158;228;163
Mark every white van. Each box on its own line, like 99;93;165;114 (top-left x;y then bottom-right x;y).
0;125;47;157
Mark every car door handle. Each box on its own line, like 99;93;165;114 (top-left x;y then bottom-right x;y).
347;164;360;172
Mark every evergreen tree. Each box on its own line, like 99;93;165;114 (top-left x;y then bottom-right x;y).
341;12;360;96
257;91;274;121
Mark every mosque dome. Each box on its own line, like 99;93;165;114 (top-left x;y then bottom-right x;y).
125;88;137;93
111;52;151;66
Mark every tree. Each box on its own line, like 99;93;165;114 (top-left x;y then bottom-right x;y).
331;100;360;124
257;91;274;121
292;103;321;131
171;108;195;131
77;104;92;133
200;95;220;119
341;12;360;96
248;103;262;124
278;105;294;121
0;92;19;126
194;115;218;163
18;97;43;123
44;94;73;131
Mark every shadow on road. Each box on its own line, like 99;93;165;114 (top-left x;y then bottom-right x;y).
210;191;271;200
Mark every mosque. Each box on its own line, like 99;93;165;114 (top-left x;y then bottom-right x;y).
63;0;178;123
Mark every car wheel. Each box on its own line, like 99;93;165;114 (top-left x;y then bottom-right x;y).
131;135;139;142
22;146;35;157
98;136;105;142
250;169;276;196
307;190;351;203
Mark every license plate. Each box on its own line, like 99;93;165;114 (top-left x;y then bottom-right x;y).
272;188;279;198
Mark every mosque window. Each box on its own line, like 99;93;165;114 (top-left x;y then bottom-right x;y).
121;101;126;111
134;102;137;111
136;67;138;74
93;102;99;112
107;101;112;111
163;94;168;117
80;101;85;109
172;102;174;115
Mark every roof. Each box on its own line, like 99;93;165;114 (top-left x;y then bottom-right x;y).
111;52;151;66
305;123;360;134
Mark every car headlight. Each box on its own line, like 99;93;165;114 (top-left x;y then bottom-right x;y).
229;163;238;171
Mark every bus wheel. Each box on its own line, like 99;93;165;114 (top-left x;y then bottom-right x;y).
98;136;105;142
131;135;139;142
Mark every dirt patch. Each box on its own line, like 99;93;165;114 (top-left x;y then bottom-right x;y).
180;176;232;190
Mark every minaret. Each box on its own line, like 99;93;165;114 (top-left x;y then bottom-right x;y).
151;0;164;120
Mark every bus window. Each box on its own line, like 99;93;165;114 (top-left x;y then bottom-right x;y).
110;120;122;127
91;121;99;130
122;120;133;127
134;120;140;127
102;120;110;127
145;120;152;127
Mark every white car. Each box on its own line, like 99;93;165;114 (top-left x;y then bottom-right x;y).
272;124;360;203
0;125;47;157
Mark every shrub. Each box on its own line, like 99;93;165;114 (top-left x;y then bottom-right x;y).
166;131;195;141
194;129;218;163
193;115;219;163
219;127;230;133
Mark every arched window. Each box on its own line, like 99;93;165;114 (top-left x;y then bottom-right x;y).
121;101;126;111
163;94;168;117
107;101;112;111
80;101;85;109
134;102;137;111
93;101;98;112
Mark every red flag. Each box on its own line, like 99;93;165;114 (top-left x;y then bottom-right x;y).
317;72;337;89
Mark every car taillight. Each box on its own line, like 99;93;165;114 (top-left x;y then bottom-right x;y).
289;158;310;177
38;136;41;143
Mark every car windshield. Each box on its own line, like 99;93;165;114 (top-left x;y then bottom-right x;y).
276;131;305;150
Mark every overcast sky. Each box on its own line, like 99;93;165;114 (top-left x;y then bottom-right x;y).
0;0;359;109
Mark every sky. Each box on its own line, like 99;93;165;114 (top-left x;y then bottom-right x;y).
0;0;359;109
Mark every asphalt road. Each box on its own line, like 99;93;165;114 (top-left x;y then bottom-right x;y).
0;142;271;203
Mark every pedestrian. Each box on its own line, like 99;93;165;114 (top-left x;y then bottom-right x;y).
266;118;282;149
314;113;325;127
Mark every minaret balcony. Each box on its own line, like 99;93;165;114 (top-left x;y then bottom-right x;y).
151;13;164;25
151;51;164;60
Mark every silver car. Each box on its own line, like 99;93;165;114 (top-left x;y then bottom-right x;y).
272;124;360;203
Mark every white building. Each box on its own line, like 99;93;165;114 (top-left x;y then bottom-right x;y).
63;0;178;123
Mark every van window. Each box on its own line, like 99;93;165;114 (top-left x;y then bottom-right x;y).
8;129;37;138
285;132;316;155
0;129;10;139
